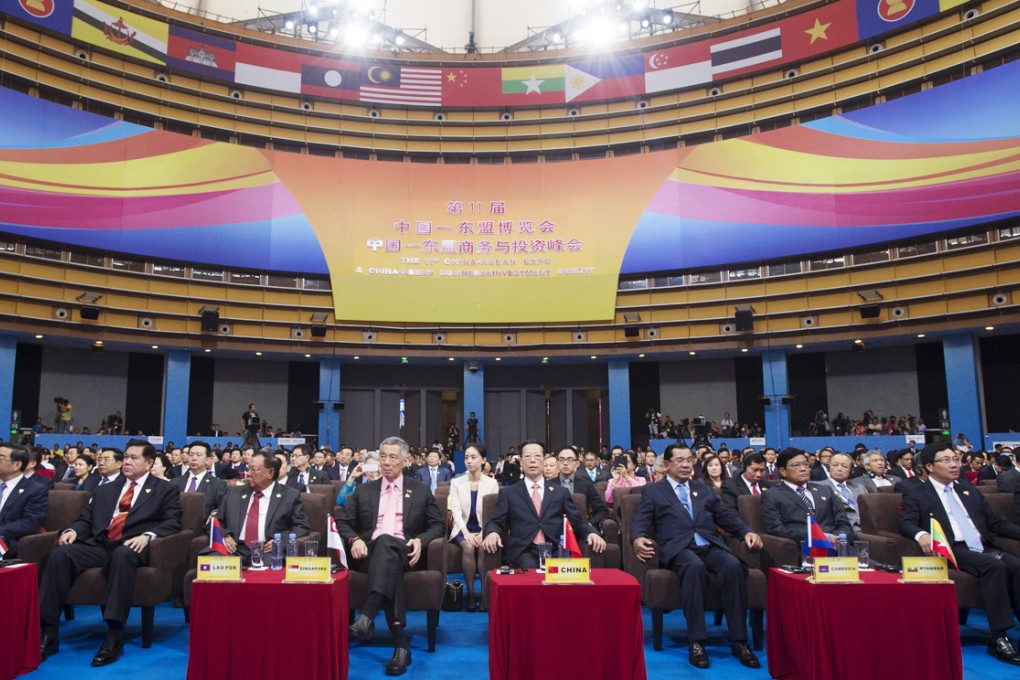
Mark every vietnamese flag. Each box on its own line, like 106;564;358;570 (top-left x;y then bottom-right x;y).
780;0;859;64
930;518;959;569
562;515;582;558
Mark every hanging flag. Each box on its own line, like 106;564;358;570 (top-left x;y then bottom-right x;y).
855;0;940;40
780;1;860;64
167;25;236;82
565;55;645;103
500;65;565;104
0;0;74;34
930;518;958;569
301;58;362;101
562;515;582;558
360;65;443;106
327;515;348;568
234;42;303;94
71;0;168;65
209;517;228;556
644;42;713;94
440;67;502;107
710;27;783;78
803;514;835;557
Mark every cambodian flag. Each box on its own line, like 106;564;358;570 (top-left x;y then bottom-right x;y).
803;515;835;557
209;517;228;556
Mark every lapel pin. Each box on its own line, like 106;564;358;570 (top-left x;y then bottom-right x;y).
18;488;24;494
548;486;554;492
145;489;152;494
242;494;249;500
692;491;698;497
276;493;282;498
962;490;970;496
405;491;412;498
821;496;827;501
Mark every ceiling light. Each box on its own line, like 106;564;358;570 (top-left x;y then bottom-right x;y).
285;19;295;30
255;352;262;356
590;355;597;360
854;339;863;344
449;357;455;361
151;345;158;349
638;354;645;358
550;31;563;43
986;326;995;331
353;356;360;360
916;333;926;338
204;348;211;353
345;23;370;47
495;357;502;361
95;340;103;346
394;33;406;46
35;334;43;339
305;354;311;358
689;351;696;356
795;344;803;349
741;348;748;352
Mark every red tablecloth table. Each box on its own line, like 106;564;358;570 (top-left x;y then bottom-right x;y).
0;563;39;680
489;568;647;680
766;568;962;680
187;568;349;680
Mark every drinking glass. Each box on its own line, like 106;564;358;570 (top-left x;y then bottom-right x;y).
538;543;553;572
249;540;265;570
854;540;870;569
800;541;813;570
304;540;319;557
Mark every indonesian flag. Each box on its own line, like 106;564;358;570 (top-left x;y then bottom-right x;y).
208;517;228;556
930;518;959;569
327;515;348;569
803;515;836;557
562;515;582;558
0;535;8;558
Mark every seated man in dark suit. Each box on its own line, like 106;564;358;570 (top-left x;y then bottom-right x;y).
761;448;853;545
339;436;446;676
900;443;1020;665
822;452;870;534
0;443;49;559
631;444;762;670
581;451;611;483
809;448;833;482
887;449;917;481
482;441;606;568
81;448;124;495
24;446;55;490
412;449;453;492
170;441;227;520
720;453;767;512
214;450;309;563
39;440;182;666
550;446;609;534
285;443;326;492
994;454;1020;494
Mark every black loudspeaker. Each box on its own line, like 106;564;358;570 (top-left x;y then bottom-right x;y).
734;310;753;331
624;326;640;338
201;310;220;332
79;306;100;320
310;325;327;338
859;305;880;319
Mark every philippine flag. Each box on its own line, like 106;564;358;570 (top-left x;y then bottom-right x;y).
803;515;836;557
209;517;228;556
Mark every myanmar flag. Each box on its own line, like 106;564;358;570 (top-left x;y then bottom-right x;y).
500;65;565;105
930;518;958;569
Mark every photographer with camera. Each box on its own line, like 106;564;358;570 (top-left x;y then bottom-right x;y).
54;397;72;434
604;449;646;502
240;403;261;449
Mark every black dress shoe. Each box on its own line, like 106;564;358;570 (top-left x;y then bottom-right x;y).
385;647;412;676
466;596;476;612
91;633;124;667
349;614;375;641
988;636;1020;665
732;642;761;668
688;641;710;669
39;632;59;662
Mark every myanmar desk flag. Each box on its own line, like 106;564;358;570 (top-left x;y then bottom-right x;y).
208;517;228;556
562;515;582;558
803;515;836;557
930;518;959;569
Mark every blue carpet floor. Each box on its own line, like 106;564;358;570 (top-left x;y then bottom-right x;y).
22;598;1011;679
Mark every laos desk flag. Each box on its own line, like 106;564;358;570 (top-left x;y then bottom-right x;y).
803;515;835;557
209;517;228;556
930;518;959;569
561;515;582;558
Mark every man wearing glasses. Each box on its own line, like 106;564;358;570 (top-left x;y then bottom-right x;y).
900;443;1020;665
761;448;852;545
285;443;325;492
631;443;763;669
551;446;609;535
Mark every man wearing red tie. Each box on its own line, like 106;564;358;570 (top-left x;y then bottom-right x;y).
763;448;778;481
720;453;767;512
39;440;181;667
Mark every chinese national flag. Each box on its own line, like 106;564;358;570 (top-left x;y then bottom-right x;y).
441;67;501;107
563;516;582;558
780;1;860;64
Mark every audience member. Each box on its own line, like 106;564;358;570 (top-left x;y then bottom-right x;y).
581;451;610;483
995;455;1020;493
81;448;124;494
700;453;729;491
887;450;916;480
71;454;96;490
541;454;560;481
336;452;381;507
150;453;172;480
823;452;869;533
605;450;646;502
449;444;499;611
551;445;610;535
761;448;853;545
0;443;48;559
414;449;453;492
720;453;766;512
171;441;226;520
859;450;895;489
286;443;324;492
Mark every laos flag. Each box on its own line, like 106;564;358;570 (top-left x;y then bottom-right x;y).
803;515;835;557
209;517;229;556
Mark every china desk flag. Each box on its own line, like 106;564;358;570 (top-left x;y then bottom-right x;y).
562;515;582;558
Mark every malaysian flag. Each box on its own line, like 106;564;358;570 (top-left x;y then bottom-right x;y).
360;65;442;106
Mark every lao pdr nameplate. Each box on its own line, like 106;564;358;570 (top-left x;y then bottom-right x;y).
196;555;242;582
811;557;860;583
284;557;332;583
543;558;592;584
901;556;950;583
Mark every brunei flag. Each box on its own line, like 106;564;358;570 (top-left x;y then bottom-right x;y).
803;515;836;557
930;518;958;569
208;517;228;556
72;0;168;65
562;515;582;558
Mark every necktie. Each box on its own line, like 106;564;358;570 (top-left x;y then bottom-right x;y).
244;491;263;545
750;482;760;497
430;468;437;492
187;476;198;493
944;486;983;552
837;482;857;508
379;482;399;537
107;482;136;541
588;469;596;482
531;483;546;544
768;465;775;480
562;477;573;494
676;483;709;546
796;485;815;515
299;472;307;490
99;476;110;486
0;481;7;507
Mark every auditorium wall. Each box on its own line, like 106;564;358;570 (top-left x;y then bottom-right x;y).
658;358;739;426
210;358;289;438
824;346;921;421
37;347;128;435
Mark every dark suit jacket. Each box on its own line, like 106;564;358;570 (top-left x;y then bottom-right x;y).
79;472;121;496
630;478;752;568
413;466;453;486
995;468;1020;494
217;482;309;545
285;468;326;492
167;463;187;480
550;473;609;531
336;477;446;560
761;482;853;543
213;462;239;480
720;475;763;512
483;479;594;567
171;473;227;519
0;477;49;557
25;473;54;491
316;465;340;482
977;465;997;482
69;474;181;544
810;466;829;482
895;476;925;492
900;478;1020;549
887;466;916;481
580;467;611;484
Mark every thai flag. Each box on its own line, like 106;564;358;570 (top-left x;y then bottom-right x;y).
803;515;835;557
209;517;228;556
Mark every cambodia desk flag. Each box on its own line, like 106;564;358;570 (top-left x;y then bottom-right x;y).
930;518;959;569
0;535;8;559
803;515;836;557
562;515;582;558
327;515;348;569
208;517;228;556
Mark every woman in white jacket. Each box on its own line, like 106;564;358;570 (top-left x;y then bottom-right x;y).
449;443;499;611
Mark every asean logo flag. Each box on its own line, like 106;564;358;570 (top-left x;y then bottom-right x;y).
930;518;958;569
562;516;582;559
209;517;228;556
803;515;835;557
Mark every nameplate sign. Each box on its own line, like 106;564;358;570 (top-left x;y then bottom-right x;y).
749;437;767;447
811;557;860;583
147;436;165;446
196;555;242;582
277;437;306;446
544;558;592;585
901;556;950;583
284;557;332;583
